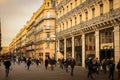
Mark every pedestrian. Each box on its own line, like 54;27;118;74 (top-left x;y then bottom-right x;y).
64;59;70;72
50;57;56;71
35;58;40;67
45;58;49;70
102;59;107;74
108;58;115;80
117;59;120;80
26;58;31;70
70;58;76;76
86;57;94;79
3;57;11;77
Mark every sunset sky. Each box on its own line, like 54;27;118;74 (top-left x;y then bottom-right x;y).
0;0;43;46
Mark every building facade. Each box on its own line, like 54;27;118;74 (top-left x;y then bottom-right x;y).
34;0;56;61
55;0;120;67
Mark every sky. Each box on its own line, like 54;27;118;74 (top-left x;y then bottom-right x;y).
0;0;43;46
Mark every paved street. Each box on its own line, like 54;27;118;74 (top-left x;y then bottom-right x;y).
0;62;118;80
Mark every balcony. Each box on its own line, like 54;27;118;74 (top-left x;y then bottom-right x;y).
34;26;51;35
35;36;55;44
34;15;56;26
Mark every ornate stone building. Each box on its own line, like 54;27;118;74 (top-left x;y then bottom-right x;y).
55;0;120;67
34;0;56;60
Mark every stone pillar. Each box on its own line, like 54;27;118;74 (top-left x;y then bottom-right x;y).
114;25;120;64
82;34;85;67
64;38;66;60
56;40;59;60
95;30;100;59
72;36;75;58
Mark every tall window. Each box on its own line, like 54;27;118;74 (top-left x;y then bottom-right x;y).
85;11;88;21
70;3;72;9
80;14;82;23
46;32;50;38
70;19;72;27
92;8;95;18
46;42;50;48
47;11;50;18
109;0;113;11
67;6;68;12
100;4;103;15
63;8;64;14
66;21;68;29
63;23;64;30
75;0;77;6
75;17;77;25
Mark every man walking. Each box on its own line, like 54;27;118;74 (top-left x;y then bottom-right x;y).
108;58;115;80
3;57;11;77
70;58;76;76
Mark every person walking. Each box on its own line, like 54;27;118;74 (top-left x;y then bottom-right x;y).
117;59;120;80
45;58;49;70
35;58;40;67
26;58;31;70
86;57;94;79
70;58;76;76
108;58;115;80
3;58;11;77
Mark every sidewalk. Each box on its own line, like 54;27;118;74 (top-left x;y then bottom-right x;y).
0;63;118;80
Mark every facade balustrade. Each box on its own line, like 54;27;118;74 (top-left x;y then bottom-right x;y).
57;8;120;37
34;26;51;35
34;15;56;26
56;0;101;22
56;0;99;11
35;36;55;43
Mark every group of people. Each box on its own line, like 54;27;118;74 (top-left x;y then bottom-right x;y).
0;55;120;79
58;58;76;76
85;57;120;80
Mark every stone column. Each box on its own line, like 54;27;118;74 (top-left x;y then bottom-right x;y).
114;25;120;64
95;30;100;59
82;34;85;67
56;40;59;60
72;36;75;58
64;38;66;60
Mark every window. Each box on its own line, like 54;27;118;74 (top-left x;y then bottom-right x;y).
85;12;88;21
45;52;50;58
70;19;72;27
46;32;50;38
63;8;64;14
46;42;50;48
66;21;68;29
47;2;49;6
109;0;113;11
63;23;64;30
92;8;95;18
47;11;50;18
75;17;77;25
75;0;77;6
80;14;82;23
100;4;103;15
70;3;72;9
67;6;68;12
